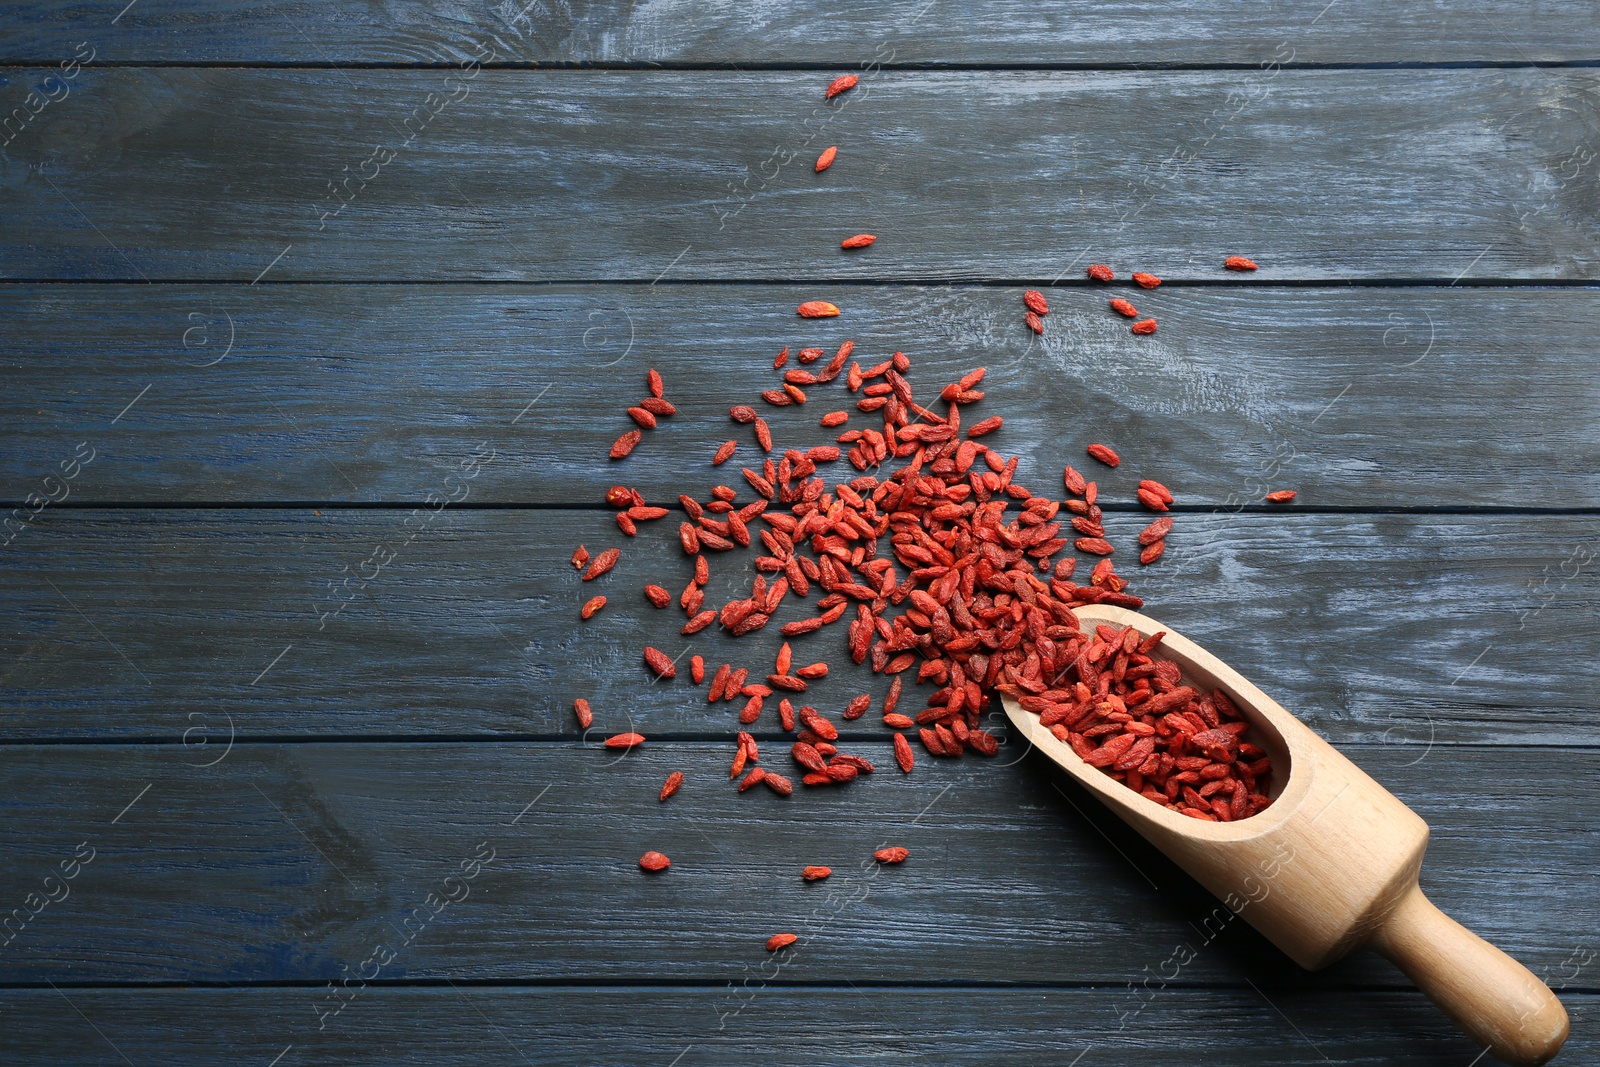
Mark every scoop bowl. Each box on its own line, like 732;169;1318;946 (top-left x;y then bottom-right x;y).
1002;604;1568;1066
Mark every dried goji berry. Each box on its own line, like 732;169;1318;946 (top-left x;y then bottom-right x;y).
610;429;641;459
1086;443;1120;468
893;733;914;773
583;548;620;581
643;646;677;679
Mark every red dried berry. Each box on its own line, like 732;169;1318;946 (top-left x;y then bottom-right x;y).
1025;312;1044;334
660;772;684;802
1086;443;1120;468
573;698;592;729
1266;489;1298;503
1138;517;1174;545
815;145;837;171
583;548;620;581
1139;479;1174;505
824;74;858;98
1109;297;1138;318
713;440;737;466
767;932;798;951
893;733;914;773
610;430;641;459
1023;289;1049;315
873;847;909;864
791;742;827;773
1132;318;1158;335
841;233;876;249
570;545;589;569
1136;488;1168;512
1087;264;1114;282
580;595;606;619
606;732;645;749
1063;465;1087;496
1132;272;1161;289
638;851;670;872
801;865;832;881
1224;255;1258;271
643;646;677;679
798;301;840;318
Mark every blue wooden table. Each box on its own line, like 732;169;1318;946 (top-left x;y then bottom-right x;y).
2;3;1597;1063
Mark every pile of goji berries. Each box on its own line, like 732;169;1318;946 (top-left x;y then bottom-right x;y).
579;314;1283;819
570;73;1287;918
1015;624;1274;820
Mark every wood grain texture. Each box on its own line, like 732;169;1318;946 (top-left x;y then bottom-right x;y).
2;69;1597;281
0;742;1592;988
2;284;1598;507
7;988;1591;1067
1;510;1594;743
5;1;1599;65
2;7;1596;1063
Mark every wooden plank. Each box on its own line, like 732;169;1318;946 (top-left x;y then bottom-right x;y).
2;987;1594;1066
0;742;1592;988
2;69;1595;281
5;1;1598;65
3;284;1598;507
1;510;1594;743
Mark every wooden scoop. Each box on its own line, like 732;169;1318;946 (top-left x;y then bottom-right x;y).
1002;604;1568;1066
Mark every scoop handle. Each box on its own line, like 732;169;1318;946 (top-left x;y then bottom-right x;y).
1370;882;1568;1066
